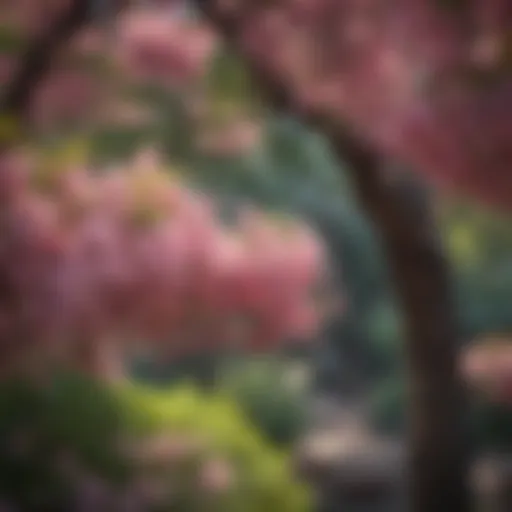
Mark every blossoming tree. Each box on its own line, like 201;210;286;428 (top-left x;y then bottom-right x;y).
0;1;329;378
2;1;511;511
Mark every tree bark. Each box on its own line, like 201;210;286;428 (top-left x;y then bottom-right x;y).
0;0;91;123
326;130;471;512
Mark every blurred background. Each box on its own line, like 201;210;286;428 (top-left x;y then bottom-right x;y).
0;1;510;511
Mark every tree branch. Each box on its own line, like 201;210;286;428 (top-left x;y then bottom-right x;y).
196;2;471;510
0;0;92;122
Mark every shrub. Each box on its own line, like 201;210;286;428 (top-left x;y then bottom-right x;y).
221;359;310;447
0;372;312;512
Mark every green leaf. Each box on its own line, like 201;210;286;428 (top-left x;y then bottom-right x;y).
0;26;25;54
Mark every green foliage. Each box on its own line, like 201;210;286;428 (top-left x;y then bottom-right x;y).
207;51;261;116
118;381;312;512
472;401;512;452
221;359;310;447
0;372;311;512
364;302;402;370
368;377;406;435
0;25;25;54
441;202;512;339
0;374;127;510
368;374;512;453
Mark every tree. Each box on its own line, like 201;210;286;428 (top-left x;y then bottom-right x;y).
0;2;328;379
1;1;510;511
191;1;512;511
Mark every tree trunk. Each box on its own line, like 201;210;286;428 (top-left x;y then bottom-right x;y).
328;131;471;512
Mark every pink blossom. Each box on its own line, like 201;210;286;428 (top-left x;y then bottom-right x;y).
231;0;512;209
115;7;216;87
199;458;234;494
0;150;329;372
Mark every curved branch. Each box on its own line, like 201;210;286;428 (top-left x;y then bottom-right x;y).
0;1;91;121
196;2;471;511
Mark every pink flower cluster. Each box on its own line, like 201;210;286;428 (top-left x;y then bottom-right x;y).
115;6;217;87
461;337;512;404
219;0;512;209
0;150;327;363
0;2;217;130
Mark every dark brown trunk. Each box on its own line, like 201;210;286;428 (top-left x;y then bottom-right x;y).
328;131;471;512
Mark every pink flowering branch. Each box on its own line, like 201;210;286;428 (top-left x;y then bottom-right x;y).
195;1;470;511
0;0;91;376
0;1;91;123
0;0;129;129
